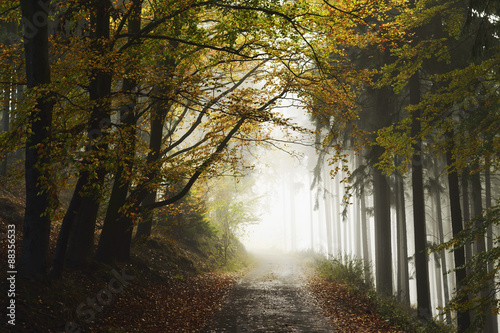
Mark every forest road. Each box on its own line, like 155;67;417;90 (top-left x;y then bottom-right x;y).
202;253;336;332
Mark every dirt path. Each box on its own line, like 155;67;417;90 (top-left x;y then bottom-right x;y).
203;253;336;332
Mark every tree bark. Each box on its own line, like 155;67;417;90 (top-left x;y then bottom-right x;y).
62;0;112;267
470;168;497;333
360;182;371;284
372;85;393;295
96;0;142;263
18;0;55;278
445;132;471;332
50;175;86;276
395;166;410;305
461;169;473;265
409;72;431;319
433;158;451;323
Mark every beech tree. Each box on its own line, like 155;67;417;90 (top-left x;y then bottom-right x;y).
18;0;55;278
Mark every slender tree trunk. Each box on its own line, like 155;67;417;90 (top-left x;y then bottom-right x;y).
135;191;156;241
395;167;410;305
323;165;334;257
461;169;473;265
484;166;498;333
471;168;497;333
134;88;171;241
18;0;55;278
471;170;485;254
354;189;362;258
410;72;431;319
334;176;342;255
446;132;471;332
360;183;371;284
485;165;493;265
433;160;451;323
433;251;444;321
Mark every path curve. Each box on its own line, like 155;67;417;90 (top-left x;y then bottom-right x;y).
203;253;336;332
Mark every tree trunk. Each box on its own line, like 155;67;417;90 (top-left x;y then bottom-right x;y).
395;166;410;305
95;166;132;263
50;175;86;276
360;183;371;284
471;168;497;333
434;160;451;323
135;191;156;241
410;72;431;319
461;169;473;265
372;157;392;294
96;0;142;263
445;132;471;332
485;164;495;277
18;0;55;278
323;165;334;257
433;251;444;321
485;165;493;257
61;0;112;267
334;175;342;255
372;84;393;295
134;87;171;241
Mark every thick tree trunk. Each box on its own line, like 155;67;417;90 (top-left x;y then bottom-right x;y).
96;0;142;262
95;166;132;263
50;175;86;276
18;0;55;278
445;133;471;332
409;72;431;319
372;85;393;295
60;0;112;268
372;156;392;294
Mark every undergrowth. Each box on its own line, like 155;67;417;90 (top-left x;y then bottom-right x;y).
315;255;455;333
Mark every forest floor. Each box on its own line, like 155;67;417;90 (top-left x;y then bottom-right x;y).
203;253;405;333
2;185;406;333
